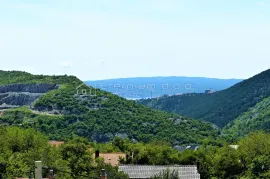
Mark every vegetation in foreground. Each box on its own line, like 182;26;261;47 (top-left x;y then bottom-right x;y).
0;127;128;179
0;127;269;179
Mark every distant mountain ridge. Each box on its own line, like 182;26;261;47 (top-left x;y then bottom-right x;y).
138;69;270;128
85;76;242;99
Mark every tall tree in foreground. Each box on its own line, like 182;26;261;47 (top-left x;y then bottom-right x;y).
238;131;270;178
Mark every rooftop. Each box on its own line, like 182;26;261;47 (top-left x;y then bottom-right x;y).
99;153;126;166
119;165;200;179
48;141;65;147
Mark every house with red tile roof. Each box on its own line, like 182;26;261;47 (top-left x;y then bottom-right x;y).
98;152;126;166
47;142;126;166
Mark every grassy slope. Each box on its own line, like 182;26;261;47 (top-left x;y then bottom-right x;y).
138;69;270;128
0;70;219;144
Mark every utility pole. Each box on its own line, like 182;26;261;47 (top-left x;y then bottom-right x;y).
49;169;54;179
27;170;32;179
100;169;107;179
35;161;42;179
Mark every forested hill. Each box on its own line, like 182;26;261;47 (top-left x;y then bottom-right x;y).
85;77;242;99
223;96;270;139
0;70;219;144
138;69;270;128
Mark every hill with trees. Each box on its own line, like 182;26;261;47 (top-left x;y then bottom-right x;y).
223;96;270;140
0;70;219;145
85;76;242;99
138;69;270;128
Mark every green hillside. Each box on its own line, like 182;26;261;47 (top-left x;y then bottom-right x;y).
223;96;270;139
0;70;219;144
138;69;270;127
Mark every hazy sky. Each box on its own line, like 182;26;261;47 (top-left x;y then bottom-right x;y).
0;0;269;80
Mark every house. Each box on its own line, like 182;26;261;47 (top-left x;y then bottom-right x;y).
205;89;215;94
47;142;126;166
174;145;200;152
229;145;239;149
95;151;126;166
48;141;65;147
119;165;200;179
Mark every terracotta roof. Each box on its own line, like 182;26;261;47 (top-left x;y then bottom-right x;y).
99;153;126;166
119;165;200;179
48;141;64;147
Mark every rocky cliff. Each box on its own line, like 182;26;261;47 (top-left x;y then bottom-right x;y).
0;84;58;109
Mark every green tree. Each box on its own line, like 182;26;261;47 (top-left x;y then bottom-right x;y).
238;132;270;178
60;138;93;178
212;146;243;179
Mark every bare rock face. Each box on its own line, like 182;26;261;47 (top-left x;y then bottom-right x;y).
0;84;58;93
0;84;58;109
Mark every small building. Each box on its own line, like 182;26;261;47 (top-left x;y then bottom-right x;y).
47;143;126;166
174;145;200;152
205;89;215;94
229;145;239;149
119;165;200;179
95;151;126;166
48;141;65;147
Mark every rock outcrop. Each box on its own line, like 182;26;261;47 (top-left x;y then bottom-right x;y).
0;84;58;109
0;84;58;93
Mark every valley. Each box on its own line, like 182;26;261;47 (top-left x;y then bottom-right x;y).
138;69;270;128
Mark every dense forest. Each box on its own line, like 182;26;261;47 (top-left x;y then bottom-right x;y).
138;69;270;128
223;96;270;140
0;70;219;144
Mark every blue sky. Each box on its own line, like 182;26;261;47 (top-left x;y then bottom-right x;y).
0;0;269;80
